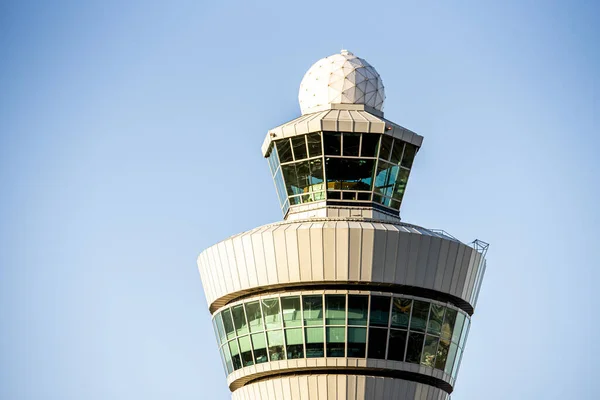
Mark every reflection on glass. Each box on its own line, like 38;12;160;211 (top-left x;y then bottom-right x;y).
387;329;407;361
343;133;360;156
390;139;404;164
445;343;458;375
222;309;236;340
238;335;254;367
305;327;324;358
427;304;445;336
214;313;226;344
325;158;374;191
406;332;425;364
374;161;398;198
347;327;366;357
441;309;457;340
325;295;346;325
360;134;379;157
401;143;416;169
370;296;390;327
391;298;412;329
303;295;323;326
277;139;293;163
306;133;322;157
222;342;233;374
267;330;285;361
452;313;465;343
273;169;287;207
251;333;268;364
324;132;341;155
410;301;430;332
229;339;242;370
268;145;279;175
392;168;409;201
245;301;264;332
379;136;393;160
231;305;248;336
326;327;345;357
452;347;463;378
281;296;302;327
291;136;307;160
421;335;439;367
367;328;387;359
435;338;450;370
348;295;368;326
262;298;281;330
285;328;304;359
459;319;470;347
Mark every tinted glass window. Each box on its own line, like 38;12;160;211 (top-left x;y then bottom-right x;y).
214;313;227;344
238;335;254;367
231;305;248;336
435;338;450;370
306;133;322;157
421;335;439;367
291;136;307;160
305;327;324;358
326;327;345;357
222;342;233;374
410;300;430;332
387;329;407;361
222;309;236;340
281;296;302;327
405;332;425;363
277;139;293;163
390;140;404;164
285;328;304;359
251;333;268;364
452;313;465;343
401;143;416;169
360;134;379;157
262;298;282;330
325;158;374;191
374;162;397;198
343;133;360;156
303;295;323;326
392;168;409;201
445;343;458;375
245;301;264;332
325;295;346;325
367;328;387;359
427;304;445;336
347;327;366;357
391;298;411;329
369;296;390;327
379;136;393;160
441;309;457;340
229;339;242;370
267;330;285;361
324;132;341;155
348;295;368;326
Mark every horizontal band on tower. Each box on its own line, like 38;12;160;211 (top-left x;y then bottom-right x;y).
210;282;474;316
237;367;453;394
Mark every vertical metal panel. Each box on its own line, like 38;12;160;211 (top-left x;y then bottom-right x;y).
360;223;375;281
433;239;450;291
457;248;476;298
423;236;442;289
465;251;482;302
373;377;385;399
383;377;393;399
337;375;347;399
449;245;469;296
273;225;290;284
273;377;284;400
317;375;328;399
328;375;338;398
233;238;250;289
405;234;421;286
251;228;269;287
355;375;366;400
383;225;400;283
299;375;310;400
323;222;337;280
225;240;242;292
290;375;301;399
336;221;350;281
261;226;279;285
440;241;459;293
217;242;234;294
348;223;362;281
241;234;259;287
371;223;388;282
347;373;357;400
297;224;313;281
394;231;411;285
414;235;431;287
310;223;325;281
285;225;301;283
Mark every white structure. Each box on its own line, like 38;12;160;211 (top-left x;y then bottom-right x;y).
197;51;488;400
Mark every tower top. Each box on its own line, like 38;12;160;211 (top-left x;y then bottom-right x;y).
298;50;386;115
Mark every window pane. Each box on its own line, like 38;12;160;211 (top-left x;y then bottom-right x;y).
262;298;282;330
367;328;387;359
238;335;254;367
291;136;308;160
347;327;367;358
245;301;264;333
222;343;234;374
324;132;341;155
273;169;287;206
222;309;236;340
305;327;324;358
231;305;248;336
325;295;346;325
303;295;323;326
387;330;407;361
361;134;379;157
266;330;285;361
390;140;404;164
251;333;268;364
326;327;345;357
445;343;458;375
369;296;390;327
214;313;227;344
268;146;280;175
405;332;425;364
325;158;374;191
421;335;439;367
343;133;360;156
348;295;368;326
441;309;457;340
452;313;465;343
277;139;293;163
281;296;302;327
374;161;397;198
401;143;416;169
391;298;412;329
229;340;242;370
379;135;393;160
392;168;409;201
452;347;463;378
427;305;445;336
285;328;304;359
435;338;450;370
306;133;322;157
410;301;430;333
460;318;470;347
281;164;298;196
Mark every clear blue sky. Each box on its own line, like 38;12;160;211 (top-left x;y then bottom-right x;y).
1;1;598;399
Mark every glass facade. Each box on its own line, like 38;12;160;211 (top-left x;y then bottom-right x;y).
266;132;417;215
212;293;469;378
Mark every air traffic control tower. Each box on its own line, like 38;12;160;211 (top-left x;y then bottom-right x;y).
197;50;488;400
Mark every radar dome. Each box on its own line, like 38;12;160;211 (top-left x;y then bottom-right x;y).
298;50;385;115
